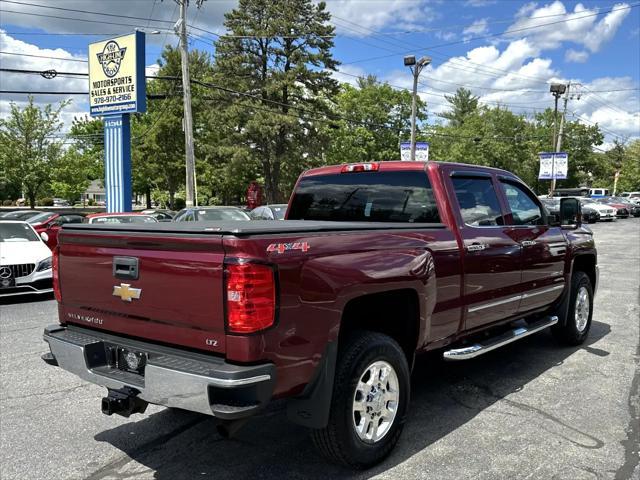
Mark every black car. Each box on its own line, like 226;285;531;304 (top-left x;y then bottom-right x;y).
249;204;287;220
540;198;599;224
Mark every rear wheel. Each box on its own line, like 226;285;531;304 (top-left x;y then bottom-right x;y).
311;331;410;469
552;271;593;345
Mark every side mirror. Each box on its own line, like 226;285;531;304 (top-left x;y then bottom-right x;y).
40;232;49;243
559;198;581;228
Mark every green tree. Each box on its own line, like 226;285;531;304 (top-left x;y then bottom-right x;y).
428;106;604;193
50;146;94;202
325;75;425;163
0;97;68;208
133;45;214;209
617;140;640;192
438;87;479;127
213;0;339;202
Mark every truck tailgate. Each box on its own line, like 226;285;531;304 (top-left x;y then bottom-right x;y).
57;229;226;355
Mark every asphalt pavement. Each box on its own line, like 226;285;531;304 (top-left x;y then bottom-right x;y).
1;218;639;480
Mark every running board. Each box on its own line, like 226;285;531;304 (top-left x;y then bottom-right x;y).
443;316;559;361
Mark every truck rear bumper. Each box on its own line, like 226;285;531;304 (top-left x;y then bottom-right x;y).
43;325;275;419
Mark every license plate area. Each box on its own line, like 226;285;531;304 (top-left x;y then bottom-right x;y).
106;344;147;376
0;278;15;289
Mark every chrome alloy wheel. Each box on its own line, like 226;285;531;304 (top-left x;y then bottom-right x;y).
575;286;590;332
352;360;399;444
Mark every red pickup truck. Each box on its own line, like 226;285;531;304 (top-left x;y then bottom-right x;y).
42;161;598;468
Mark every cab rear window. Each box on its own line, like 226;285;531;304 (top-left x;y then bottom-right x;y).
288;171;440;223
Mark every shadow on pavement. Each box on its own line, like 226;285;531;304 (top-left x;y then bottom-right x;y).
0;292;54;306
91;321;611;480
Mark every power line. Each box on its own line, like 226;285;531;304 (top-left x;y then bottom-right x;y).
340;3;639;67
0;51;87;62
1;1;176;25
0;8;173;30
1;32;125;36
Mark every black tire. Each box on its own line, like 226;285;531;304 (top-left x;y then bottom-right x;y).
552;271;593;345
311;331;410;469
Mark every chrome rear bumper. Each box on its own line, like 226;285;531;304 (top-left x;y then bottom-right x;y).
43;325;275;418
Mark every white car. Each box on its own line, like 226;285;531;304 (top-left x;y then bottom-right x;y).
621;192;640;205
581;201;616;221
0;221;53;297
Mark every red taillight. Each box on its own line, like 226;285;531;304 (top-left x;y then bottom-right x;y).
341;162;379;173
225;263;275;334
52;247;61;302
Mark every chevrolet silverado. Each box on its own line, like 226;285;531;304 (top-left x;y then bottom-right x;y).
42;161;598;468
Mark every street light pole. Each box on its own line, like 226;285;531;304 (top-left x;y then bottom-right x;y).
404;55;431;161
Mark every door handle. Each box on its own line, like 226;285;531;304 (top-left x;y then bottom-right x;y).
521;240;537;247
113;256;139;280
466;243;488;252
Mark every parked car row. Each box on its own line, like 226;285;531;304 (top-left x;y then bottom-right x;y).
539;195;640;223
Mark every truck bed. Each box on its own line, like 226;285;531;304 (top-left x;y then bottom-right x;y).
62;220;446;236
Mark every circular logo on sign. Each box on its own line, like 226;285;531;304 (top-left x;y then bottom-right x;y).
96;40;127;78
0;267;12;279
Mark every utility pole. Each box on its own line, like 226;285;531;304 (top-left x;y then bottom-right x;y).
404;55;431;161
176;0;196;207
549;83;568;196
551;83;571;195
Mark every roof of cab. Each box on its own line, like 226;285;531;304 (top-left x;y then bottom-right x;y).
300;160;517;178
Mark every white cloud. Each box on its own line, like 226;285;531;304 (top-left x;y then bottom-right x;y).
331;64;369;86
505;1;631;53
565;49;589;63
0;31;87;131
464;0;497;6
435;31;456;41
325;0;439;36
463;19;489;38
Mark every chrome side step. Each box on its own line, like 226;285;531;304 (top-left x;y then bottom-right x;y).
443;315;558;361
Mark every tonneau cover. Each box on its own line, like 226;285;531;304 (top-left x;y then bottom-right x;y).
62;220;445;236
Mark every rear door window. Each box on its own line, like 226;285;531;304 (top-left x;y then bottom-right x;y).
288;170;440;223
451;176;504;226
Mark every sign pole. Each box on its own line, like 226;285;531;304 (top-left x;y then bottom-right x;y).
103;114;131;213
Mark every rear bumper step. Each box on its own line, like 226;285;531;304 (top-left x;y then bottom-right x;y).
42;325;275;419
443;316;558;361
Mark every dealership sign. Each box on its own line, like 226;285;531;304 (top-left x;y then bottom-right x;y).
538;152;568;180
88;32;146;116
400;141;429;161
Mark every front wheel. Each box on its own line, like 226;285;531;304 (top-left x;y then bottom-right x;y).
311;331;410;469
552;271;593;345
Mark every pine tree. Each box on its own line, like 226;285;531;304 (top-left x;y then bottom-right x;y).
438;87;479;127
213;0;339;202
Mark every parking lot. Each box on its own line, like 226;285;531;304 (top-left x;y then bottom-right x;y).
1;219;638;480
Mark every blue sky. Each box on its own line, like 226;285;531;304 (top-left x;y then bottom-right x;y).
1;0;639;145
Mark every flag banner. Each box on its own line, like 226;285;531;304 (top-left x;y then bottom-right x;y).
538;152;568;180
400;141;429;161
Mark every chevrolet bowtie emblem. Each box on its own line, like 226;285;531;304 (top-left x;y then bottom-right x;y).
112;283;141;302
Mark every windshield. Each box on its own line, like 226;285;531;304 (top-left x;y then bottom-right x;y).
288;171;441;223
91;215;157;224
0;223;39;242
271;206;287;220
198;209;250;221
27;212;56;224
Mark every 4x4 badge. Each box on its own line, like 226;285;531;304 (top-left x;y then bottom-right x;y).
113;283;141;302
